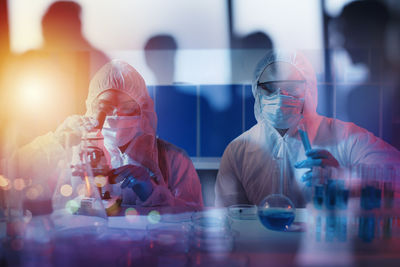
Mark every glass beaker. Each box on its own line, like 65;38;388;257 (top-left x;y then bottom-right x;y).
257;194;295;231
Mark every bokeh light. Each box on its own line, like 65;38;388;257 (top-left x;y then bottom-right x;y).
65;200;79;214
0;175;11;190
94;175;107;188
147;210;161;224
125;208;139;223
13;178;26;191
25;187;40;200
60;184;73;197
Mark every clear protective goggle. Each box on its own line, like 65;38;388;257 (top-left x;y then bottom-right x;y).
257;80;306;98
93;99;141;116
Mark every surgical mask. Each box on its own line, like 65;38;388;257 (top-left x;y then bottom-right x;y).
101;115;142;147
260;94;304;129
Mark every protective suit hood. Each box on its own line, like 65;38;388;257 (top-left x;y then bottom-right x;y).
252;50;318;124
85;59;162;182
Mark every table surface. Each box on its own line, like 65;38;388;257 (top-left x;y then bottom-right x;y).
1;203;400;267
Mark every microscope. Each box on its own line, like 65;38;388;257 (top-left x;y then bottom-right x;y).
69;112;121;216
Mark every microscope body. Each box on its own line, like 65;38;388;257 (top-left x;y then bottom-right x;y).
70;131;112;200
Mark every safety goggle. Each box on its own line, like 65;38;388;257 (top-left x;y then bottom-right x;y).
93;99;141;116
257;80;306;98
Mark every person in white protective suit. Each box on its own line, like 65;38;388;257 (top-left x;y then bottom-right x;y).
13;60;203;207
215;50;400;208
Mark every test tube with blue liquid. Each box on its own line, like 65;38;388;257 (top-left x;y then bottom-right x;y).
298;124;312;152
298;125;325;207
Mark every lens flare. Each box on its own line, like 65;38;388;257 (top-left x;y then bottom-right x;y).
147;210;161;224
60;184;73;197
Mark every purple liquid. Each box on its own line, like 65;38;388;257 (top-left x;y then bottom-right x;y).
258;209;295;231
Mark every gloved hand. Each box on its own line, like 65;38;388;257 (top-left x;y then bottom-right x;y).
108;164;154;202
54;115;98;148
294;148;339;186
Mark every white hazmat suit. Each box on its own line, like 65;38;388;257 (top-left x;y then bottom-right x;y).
215;50;400;208
12;60;203;208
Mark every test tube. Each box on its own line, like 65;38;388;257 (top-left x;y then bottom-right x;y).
383;166;394;209
298;124;311;151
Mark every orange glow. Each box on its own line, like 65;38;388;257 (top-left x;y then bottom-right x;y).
13;178;26;191
1;54;79;147
60;184;73;197
84;175;91;197
17;78;51;111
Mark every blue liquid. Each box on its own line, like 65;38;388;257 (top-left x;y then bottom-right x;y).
258;209;295;231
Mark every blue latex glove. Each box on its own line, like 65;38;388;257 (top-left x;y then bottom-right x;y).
294;148;339;186
108;165;154;202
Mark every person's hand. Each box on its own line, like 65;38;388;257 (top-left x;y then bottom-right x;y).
108;164;154;202
54;115;97;148
294;149;339;186
295;149;339;169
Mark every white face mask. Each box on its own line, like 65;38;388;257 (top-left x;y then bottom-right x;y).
260;94;304;129
101;115;142;147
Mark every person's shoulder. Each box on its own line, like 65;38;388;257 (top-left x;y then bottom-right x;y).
225;124;261;153
321;116;372;136
157;138;189;158
233;124;260;142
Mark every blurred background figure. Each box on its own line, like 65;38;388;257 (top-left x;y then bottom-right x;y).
330;0;400;149
230;31;274;84
144;34;198;156
41;1;109;77
1;1;108;148
144;35;177;85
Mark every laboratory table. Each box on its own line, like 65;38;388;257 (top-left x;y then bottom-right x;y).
1;202;400;267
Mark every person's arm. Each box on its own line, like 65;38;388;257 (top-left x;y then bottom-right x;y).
215;142;249;207
346;124;400;166
141;149;203;208
9;115;97;194
10;132;66;195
